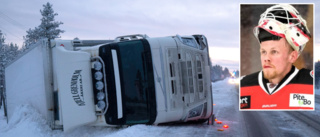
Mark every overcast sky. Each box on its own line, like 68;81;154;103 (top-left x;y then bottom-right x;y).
1;0;319;71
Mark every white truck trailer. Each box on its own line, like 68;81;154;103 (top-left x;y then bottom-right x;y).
4;34;213;131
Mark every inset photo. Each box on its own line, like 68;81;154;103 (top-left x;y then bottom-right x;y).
240;4;314;110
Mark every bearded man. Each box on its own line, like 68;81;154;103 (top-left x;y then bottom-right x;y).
240;4;314;110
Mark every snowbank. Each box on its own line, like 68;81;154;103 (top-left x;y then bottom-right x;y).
0;104;53;137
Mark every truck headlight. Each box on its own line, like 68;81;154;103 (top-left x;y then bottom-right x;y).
97;101;106;109
93;61;102;70
97;91;105;100
94;71;103;80
96;81;104;90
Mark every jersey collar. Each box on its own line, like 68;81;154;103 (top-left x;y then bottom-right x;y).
258;66;299;95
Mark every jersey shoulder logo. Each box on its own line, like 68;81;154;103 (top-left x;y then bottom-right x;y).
240;96;251;109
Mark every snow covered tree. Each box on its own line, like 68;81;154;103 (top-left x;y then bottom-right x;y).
0;30;6;108
24;2;64;48
210;64;232;82
8;43;20;61
223;67;231;78
0;30;20;110
0;31;20;67
0;44;20;66
211;64;223;81
0;30;6;65
0;30;5;49
24;27;41;47
39;2;64;39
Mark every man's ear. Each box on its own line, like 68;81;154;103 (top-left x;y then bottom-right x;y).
289;50;298;63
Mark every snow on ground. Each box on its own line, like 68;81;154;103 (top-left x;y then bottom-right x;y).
210;79;245;136
310;88;320;118
0;105;54;137
0;78;240;137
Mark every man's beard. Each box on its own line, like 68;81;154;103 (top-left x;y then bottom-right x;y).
263;69;278;80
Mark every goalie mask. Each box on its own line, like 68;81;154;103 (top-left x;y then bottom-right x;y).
253;4;311;55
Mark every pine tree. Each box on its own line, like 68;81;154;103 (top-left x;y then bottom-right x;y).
223;67;230;78
39;2;64;39
0;30;6;109
211;64;223;81
24;2;64;48
0;30;5;49
24;27;41;47
0;31;20;66
8;43;19;61
0;30;6;65
0;30;20;110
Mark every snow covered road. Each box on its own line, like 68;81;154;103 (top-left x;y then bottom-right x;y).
211;79;320;137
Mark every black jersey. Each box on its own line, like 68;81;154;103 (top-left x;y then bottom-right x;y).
240;66;313;110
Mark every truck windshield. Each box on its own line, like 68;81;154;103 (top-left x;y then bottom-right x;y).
99;39;156;125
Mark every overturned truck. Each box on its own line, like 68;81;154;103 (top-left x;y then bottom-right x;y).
4;34;213;131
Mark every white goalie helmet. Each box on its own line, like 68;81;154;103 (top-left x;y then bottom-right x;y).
253;4;311;55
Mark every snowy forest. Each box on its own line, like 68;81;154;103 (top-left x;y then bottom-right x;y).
0;2;64;65
210;64;237;82
0;2;64;107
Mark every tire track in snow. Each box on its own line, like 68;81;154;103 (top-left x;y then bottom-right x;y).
286;111;320;133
